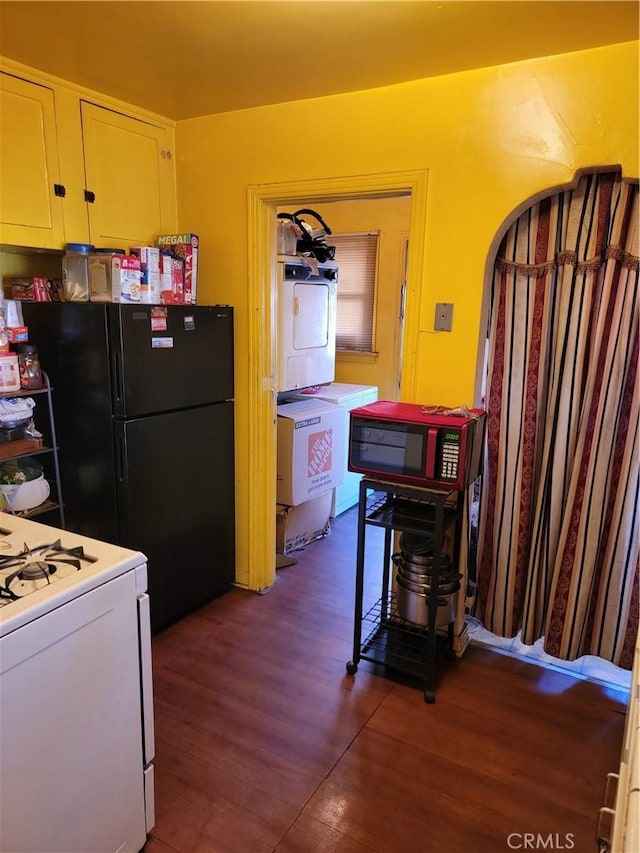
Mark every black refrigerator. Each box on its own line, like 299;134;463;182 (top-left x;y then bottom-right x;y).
22;302;235;632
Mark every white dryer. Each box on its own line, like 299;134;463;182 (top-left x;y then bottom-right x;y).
276;256;338;393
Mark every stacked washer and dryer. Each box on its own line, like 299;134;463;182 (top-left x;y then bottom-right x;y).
275;255;378;554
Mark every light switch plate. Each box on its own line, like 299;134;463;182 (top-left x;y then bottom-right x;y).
435;302;454;331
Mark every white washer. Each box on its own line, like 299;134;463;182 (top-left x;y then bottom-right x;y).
286;382;379;516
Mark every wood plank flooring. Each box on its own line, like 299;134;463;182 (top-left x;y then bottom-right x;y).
146;507;628;853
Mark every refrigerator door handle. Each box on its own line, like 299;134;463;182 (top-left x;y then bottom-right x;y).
116;432;127;484
113;349;124;407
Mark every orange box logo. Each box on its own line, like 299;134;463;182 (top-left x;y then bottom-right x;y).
308;430;332;477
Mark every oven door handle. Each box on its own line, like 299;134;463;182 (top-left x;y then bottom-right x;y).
137;592;155;764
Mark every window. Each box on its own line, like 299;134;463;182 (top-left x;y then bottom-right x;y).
332;232;379;352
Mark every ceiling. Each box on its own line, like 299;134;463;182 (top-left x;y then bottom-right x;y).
0;1;638;121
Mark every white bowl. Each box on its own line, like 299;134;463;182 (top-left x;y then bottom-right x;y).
0;474;50;512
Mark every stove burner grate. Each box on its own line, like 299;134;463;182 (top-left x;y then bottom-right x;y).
0;539;96;604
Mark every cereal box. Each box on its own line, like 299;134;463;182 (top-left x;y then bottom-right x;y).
129;246;160;304
155;233;198;304
158;253;185;304
117;256;142;303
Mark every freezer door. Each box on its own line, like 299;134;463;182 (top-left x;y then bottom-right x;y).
114;401;235;632
20;302;119;542
110;304;234;417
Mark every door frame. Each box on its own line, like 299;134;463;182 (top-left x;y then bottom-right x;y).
246;170;429;591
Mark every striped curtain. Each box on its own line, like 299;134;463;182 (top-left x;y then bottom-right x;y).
476;171;639;668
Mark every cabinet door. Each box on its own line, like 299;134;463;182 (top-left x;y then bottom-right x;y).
0;73;65;248
81;102;176;247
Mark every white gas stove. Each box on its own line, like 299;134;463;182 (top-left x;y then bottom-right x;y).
0;514;154;853
0;514;146;632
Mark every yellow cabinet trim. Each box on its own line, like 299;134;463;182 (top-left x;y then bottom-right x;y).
0;56;175;129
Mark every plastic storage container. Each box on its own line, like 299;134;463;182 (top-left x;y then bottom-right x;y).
62;243;94;302
12;343;43;390
89;248;125;302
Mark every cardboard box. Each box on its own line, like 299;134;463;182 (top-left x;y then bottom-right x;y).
6;326;28;343
116;256;142;303
3;300;24;327
276;491;332;555
156;233;198;304
88;254;141;303
276;399;344;506
3;277;63;302
129;246;161;304
158;251;173;301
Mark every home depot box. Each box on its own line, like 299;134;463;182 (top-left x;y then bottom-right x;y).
276;490;332;555
276;399;345;506
156;233;198;304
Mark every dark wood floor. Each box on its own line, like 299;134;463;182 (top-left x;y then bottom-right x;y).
145;507;628;853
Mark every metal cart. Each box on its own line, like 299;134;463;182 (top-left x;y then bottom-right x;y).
346;477;465;703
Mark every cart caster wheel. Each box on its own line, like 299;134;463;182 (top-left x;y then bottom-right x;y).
424;689;436;704
346;661;358;675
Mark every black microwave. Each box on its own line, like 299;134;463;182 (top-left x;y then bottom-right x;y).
348;401;486;490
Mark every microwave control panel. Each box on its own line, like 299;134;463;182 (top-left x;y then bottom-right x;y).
439;430;461;481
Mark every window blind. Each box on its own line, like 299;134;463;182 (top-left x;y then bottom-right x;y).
332;232;379;352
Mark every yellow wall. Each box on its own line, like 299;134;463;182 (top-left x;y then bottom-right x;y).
175;42;638;588
295;196;412;400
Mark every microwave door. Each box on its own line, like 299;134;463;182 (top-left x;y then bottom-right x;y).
350;421;426;478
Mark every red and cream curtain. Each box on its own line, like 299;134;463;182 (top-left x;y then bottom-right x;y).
477;171;639;668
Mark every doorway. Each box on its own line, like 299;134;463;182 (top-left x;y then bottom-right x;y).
246;170;429;592
291;196;411;400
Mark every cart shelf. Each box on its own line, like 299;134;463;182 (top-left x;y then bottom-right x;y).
356;593;453;679
363;489;459;535
0;373;65;527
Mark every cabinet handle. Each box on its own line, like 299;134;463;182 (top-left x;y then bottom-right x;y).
596;772;620;852
603;772;620;807
596;806;615;851
84;190;96;204
53;184;66;198
161;149;172;159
